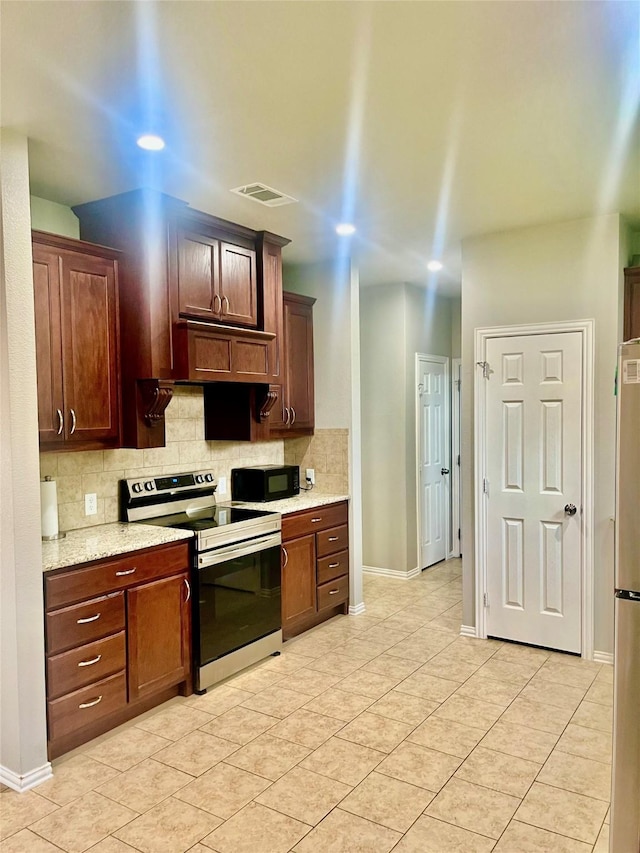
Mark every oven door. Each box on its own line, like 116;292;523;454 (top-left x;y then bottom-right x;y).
195;532;282;669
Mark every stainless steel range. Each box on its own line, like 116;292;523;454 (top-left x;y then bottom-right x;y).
121;469;282;692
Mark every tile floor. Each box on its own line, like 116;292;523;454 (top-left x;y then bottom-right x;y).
1;559;614;852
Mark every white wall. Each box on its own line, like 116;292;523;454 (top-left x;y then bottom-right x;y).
0;131;51;789
360;283;456;575
461;214;623;654
284;256;364;609
30;196;79;238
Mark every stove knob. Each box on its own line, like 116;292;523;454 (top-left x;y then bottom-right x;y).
144;481;154;492
205;473;214;482
132;482;143;494
195;474;204;484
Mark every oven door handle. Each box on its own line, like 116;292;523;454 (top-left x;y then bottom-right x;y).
198;533;282;568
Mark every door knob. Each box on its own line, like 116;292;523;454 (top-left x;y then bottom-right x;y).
441;468;450;475
564;504;577;516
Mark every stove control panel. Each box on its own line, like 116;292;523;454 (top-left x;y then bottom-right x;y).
123;469;217;500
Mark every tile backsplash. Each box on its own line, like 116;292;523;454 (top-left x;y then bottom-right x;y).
284;429;349;496
40;387;349;532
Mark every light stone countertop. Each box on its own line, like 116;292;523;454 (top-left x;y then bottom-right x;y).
232;492;349;515
42;493;348;573
42;522;194;573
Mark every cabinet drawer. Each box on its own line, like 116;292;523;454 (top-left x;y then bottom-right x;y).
47;632;126;699
46;592;125;654
45;542;190;609
316;525;348;558
317;550;349;585
282;502;348;540
47;671;127;741
317;574;349;611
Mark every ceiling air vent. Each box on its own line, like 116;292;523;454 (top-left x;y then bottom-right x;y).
230;182;297;207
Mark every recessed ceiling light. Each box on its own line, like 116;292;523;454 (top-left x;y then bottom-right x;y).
427;260;443;272
136;134;165;151
336;223;356;236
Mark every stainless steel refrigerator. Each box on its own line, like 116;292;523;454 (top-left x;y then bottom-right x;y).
611;339;640;853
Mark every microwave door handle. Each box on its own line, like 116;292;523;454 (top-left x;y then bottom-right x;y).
198;533;282;568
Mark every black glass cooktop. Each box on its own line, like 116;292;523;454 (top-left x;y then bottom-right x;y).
139;505;274;532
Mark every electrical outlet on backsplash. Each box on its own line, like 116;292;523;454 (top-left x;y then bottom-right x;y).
39;388;349;532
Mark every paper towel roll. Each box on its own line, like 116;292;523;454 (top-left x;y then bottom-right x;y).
41;477;59;539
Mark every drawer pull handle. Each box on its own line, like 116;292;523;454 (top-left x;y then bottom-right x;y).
328;562;340;569
328;589;340;595
78;695;103;709
115;568;136;576
76;613;101;624
282;546;289;568
328;536;339;542
184;578;191;603
311;518;322;523
78;655;102;668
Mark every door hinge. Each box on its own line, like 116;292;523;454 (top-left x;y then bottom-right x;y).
483;477;489;495
457;454;460;466
483;592;489;607
477;361;490;379
458;528;461;540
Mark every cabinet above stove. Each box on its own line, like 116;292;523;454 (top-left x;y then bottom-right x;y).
73;189;289;449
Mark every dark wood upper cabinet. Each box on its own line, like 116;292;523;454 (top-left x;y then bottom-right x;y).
32;232;121;451
624;267;640;342
176;231;257;327
270;291;316;437
73;190;288;448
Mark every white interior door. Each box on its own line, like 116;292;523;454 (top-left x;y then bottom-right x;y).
452;358;462;558
417;355;449;569
484;331;583;653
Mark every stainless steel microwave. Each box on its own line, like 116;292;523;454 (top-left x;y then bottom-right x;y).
231;465;300;502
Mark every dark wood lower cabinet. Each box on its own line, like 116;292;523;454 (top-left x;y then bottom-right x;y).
128;573;191;701
282;535;317;634
281;502;349;639
44;541;192;759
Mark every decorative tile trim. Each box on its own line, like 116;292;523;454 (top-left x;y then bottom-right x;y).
363;565;421;580
0;761;53;792
459;624;478;638
593;650;614;665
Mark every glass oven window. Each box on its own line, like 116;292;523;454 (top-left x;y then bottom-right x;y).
196;544;281;666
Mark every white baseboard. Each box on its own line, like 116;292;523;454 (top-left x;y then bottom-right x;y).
593;650;614;665
0;761;53;792
349;602;366;615
459;624;478;638
363;565;421;580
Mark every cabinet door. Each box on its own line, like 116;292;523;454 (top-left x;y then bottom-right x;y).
177;229;221;320
219;242;257;327
127;573;191;701
59;251;119;443
32;245;65;444
285;297;314;432
624;267;640;341
282;535;316;633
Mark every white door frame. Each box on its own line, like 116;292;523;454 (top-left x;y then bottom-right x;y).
474;319;595;658
416;353;451;570
451;358;462;558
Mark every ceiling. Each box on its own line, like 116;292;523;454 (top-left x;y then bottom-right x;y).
2;1;639;294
